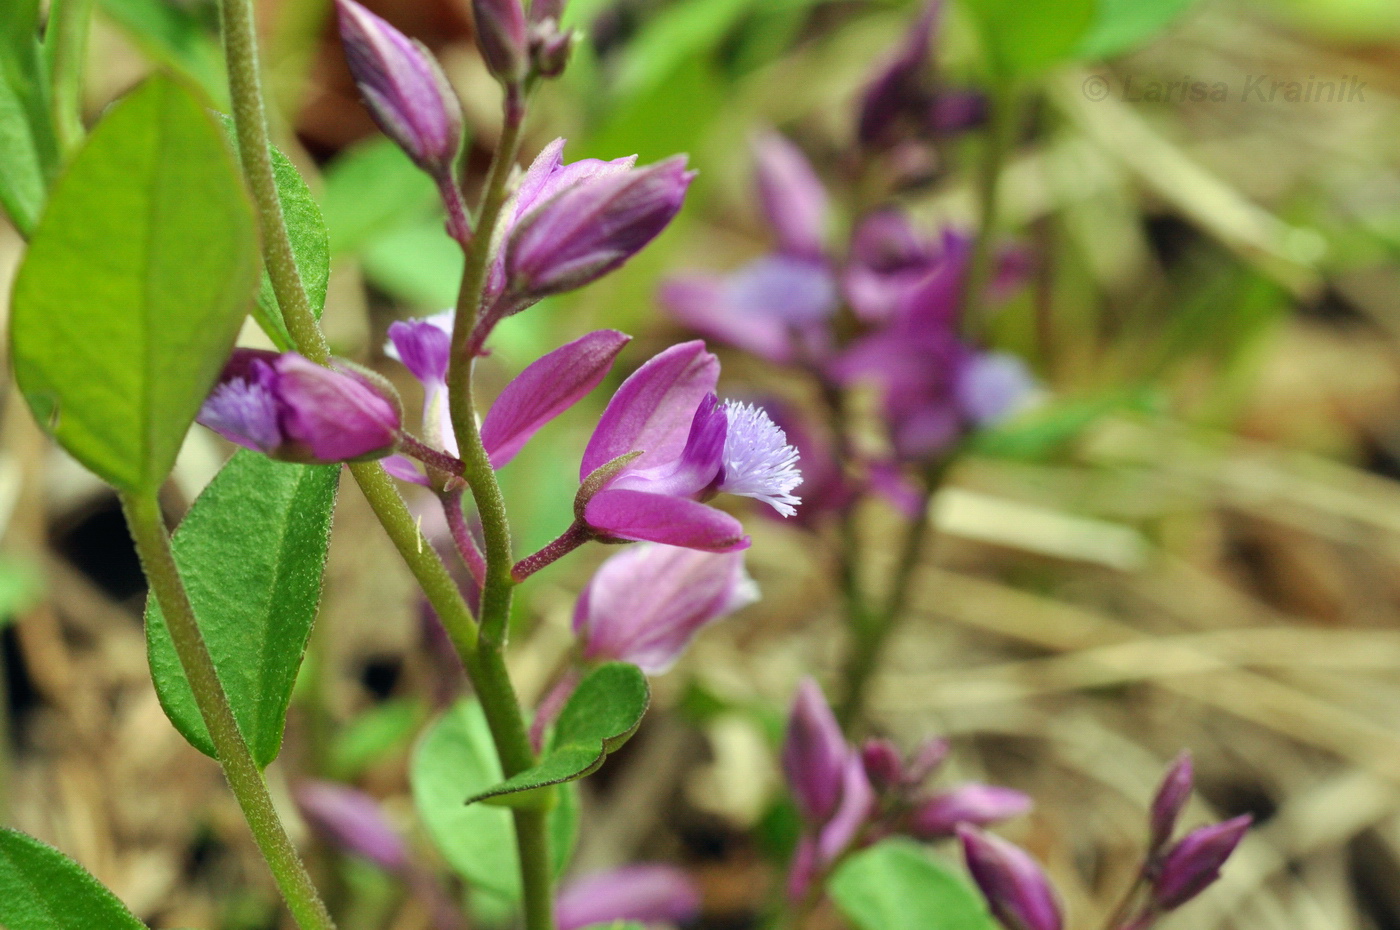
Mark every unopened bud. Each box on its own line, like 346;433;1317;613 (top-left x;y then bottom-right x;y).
336;0;463;178
908;785;1032;839
1148;751;1194;855
861;739;904;791
1152;816;1251;910
473;0;528;83
958;827;1063;930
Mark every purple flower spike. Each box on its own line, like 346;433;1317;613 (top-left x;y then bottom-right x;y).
958;827;1063;930
199;349;401;464
752;132;829;261
574;543;757;674
908;785;1032;839
505;155;695;302
336;0;463;178
782;678;850;825
472;0;527;82
480;330;631;468
1152;815;1251;910
294;781;409;873
556;864;702;930
1148;751;1194;855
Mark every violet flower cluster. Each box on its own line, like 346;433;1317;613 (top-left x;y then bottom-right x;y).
781;678;1031;901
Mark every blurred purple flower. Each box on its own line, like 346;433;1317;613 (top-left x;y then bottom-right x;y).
958;827;1063;930
295;781;408;873
660;256;837;365
556;864;702;930
1152;815;1251;910
336;0;463;179
573;543;758;673
908;785;1032;839
752;131;829;261
1148;751;1194;856
198;349;401;464
579;341;802;550
782;678;851;825
958;351;1039;426
861;735;949;791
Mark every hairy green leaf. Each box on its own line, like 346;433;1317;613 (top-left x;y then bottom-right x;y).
830;840;997;930
0;828;146;930
412;700;578;907
10;75;258;493
465;662;649;806
147;451;339;767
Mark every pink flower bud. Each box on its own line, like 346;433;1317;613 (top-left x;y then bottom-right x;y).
472;0;527;82
958;827;1063;930
336;0;463;178
1152;815;1251;910
908;785;1032;839
1148;751;1193;855
198;349;402;464
861;739;905;791
782;678;849;825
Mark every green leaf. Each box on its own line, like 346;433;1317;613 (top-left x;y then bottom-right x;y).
0;557;43;625
0;0;59;234
613;0;755;100
251;129;329;350
9;75;259;494
322;138;439;255
960;0;1097;80
98;0;226;103
328;697;425;779
412;700;578;906
146;451;339;767
465;662;649;806
830;840;997;930
360;219;463;309
1076;0;1201;59
0;828;147;930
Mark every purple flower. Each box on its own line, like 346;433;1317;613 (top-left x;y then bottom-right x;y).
1148;751;1194;856
336;0;463;178
958;827;1063;930
573;543;758;674
383;322;629;480
782;678;851;826
198;349;401;464
294;781;409;873
908;785;1032;839
579;341;802;551
660;256;837;364
472;0;527;82
556;864;702;930
500;147;694;306
752;131;829;261
857;0;943;147
1152;816;1251;910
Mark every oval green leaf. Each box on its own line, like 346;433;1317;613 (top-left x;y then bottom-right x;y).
412;699;579;908
0;828;146;930
464;662;650;806
830;840;997;930
146;451;339;767
10;74;258;494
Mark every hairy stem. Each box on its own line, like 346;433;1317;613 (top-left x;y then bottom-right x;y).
441;487;487;587
218;0;328;363
47;0;94;156
121;492;335;930
512;522;589;581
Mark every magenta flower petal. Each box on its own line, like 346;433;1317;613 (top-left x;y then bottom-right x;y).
908;785;1033;839
480;329;631;468
816;754;875;862
958;827;1063;930
381;454;431;486
752;131;829;260
294;781;408;873
1149;751;1194;855
583;489;749;552
555;864;702;930
336;0;462;177
573;543;758;673
581;340;719;478
385;312;454;385
611;392;726;500
782;678;850;826
1152;815;1251;910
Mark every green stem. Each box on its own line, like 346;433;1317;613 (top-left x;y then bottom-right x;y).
958;84;1019;341
218;0;328;364
47;0;94;157
120;492;335;930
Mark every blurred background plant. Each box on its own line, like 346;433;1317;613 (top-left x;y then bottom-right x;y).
5;0;1400;927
